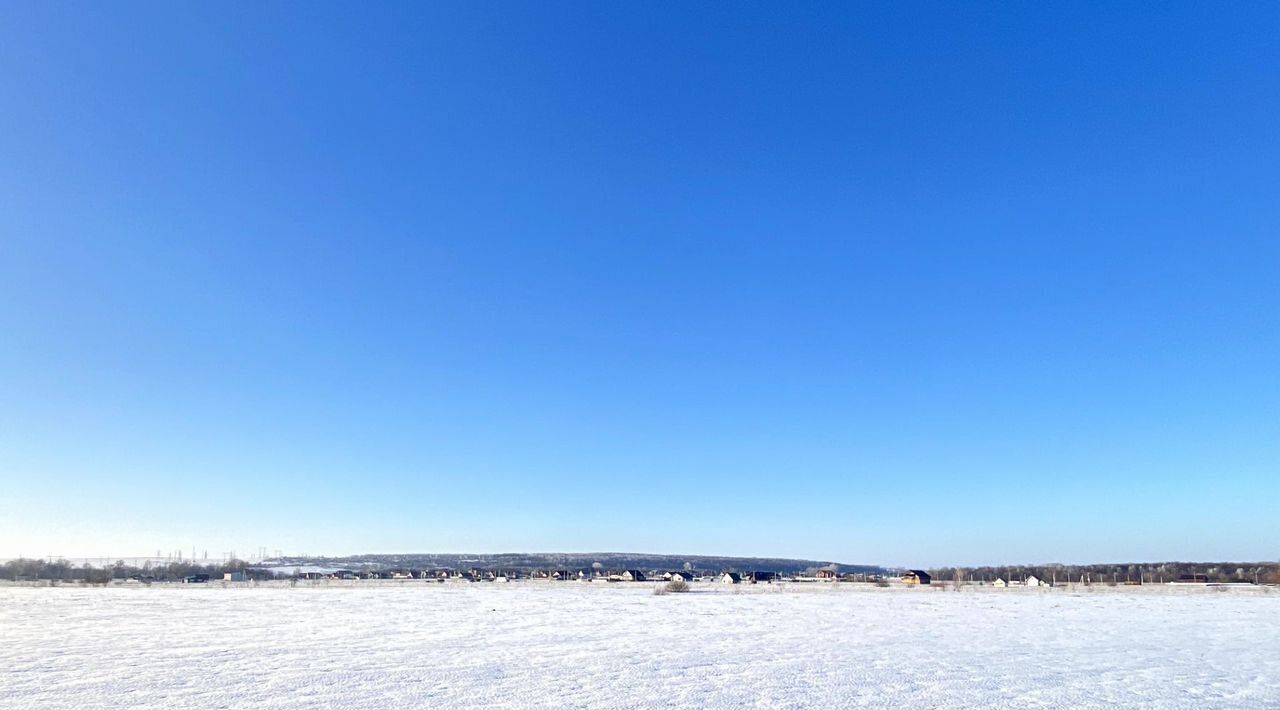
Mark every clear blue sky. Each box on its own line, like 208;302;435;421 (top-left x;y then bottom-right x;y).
1;3;1276;567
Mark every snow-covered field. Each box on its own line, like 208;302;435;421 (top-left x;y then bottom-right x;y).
2;583;1277;708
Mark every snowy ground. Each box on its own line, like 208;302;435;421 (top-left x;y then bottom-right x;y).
2;583;1277;709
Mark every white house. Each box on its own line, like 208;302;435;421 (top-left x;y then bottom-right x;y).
993;578;1007;588
1025;574;1047;587
721;572;741;584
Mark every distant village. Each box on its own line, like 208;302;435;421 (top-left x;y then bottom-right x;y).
266;567;906;585
86;566;916;586
236;566;1263;587
3;554;1277;587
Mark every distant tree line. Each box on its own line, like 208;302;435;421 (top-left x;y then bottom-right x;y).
0;558;280;583
926;562;1280;585
264;552;881;576
8;557;1276;585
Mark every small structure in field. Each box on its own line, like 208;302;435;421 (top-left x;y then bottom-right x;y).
223;571;247;582
815;568;837;580
1026;574;1049;587
669;571;695;582
747;571;777;584
721;572;742;584
993;578;1007;587
620;570;646;582
901;570;931;586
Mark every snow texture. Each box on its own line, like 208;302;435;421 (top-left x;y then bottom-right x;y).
1;583;1277;708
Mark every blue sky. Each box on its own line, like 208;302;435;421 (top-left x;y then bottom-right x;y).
1;3;1276;566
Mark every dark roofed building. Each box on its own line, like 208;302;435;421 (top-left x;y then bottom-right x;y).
901;570;931;585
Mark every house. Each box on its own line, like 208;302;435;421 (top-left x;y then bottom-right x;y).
815;568;837;580
669;571;696;582
721;572;742;584
1026;574;1049;587
223;571;247;582
620;570;646;582
901;570;931;586
993;578;1006;587
747;571;777;584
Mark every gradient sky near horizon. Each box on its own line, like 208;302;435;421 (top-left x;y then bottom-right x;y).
1;3;1277;567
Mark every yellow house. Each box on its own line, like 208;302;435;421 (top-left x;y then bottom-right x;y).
901;570;932;585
